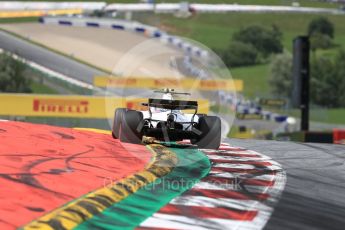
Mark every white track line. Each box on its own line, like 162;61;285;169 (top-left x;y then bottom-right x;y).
193;181;241;191
208;155;271;161
212;163;256;169
141;212;273;230
209;172;276;181
170;196;270;211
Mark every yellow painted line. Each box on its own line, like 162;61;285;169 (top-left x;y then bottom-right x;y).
0;9;83;18
74;127;111;135
22;144;178;230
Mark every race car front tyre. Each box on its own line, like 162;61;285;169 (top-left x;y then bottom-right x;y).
112;108;127;139
120;110;144;144
194;116;221;150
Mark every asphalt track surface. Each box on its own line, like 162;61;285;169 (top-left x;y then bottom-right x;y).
0;30;105;84
226;138;345;230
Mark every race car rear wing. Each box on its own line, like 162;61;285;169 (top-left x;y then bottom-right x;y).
142;98;198;110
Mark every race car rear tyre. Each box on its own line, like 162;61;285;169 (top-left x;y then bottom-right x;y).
194;116;221;150
112;108;127;139
120;110;144;144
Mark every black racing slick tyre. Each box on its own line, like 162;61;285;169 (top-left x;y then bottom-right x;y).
196;113;206;118
112;108;127;139
120;110;144;144
190;114;207;145
194;116;221;150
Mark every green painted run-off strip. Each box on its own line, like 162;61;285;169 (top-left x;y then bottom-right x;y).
75;145;211;230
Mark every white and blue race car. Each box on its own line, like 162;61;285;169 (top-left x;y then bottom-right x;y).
112;89;221;149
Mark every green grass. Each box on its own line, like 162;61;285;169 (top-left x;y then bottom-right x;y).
154;13;345;51
0;17;38;24
320;109;345;124
30;81;58;94
230;64;270;98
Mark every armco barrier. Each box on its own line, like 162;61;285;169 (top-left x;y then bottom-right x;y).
93;76;243;92
40;16;209;59
0;93;209;118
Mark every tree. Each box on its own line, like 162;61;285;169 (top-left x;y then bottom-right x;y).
334;50;345;107
311;49;345;108
270;49;345;108
0;53;31;93
311;49;345;107
233;24;283;57
269;53;293;98
310;32;332;51
222;41;258;67
310;56;337;107
308;16;334;38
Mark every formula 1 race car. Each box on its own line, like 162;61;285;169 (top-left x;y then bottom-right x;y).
112;89;221;149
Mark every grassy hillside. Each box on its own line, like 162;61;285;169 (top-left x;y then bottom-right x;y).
0;17;38;24
30;81;58;94
142;11;345;124
143;13;345;98
154;13;345;51
230;64;270;98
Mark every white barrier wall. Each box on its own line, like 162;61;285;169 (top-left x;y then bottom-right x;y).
0;1;106;11
40;16;209;59
105;3;345;15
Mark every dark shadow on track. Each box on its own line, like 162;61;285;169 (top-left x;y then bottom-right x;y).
267;190;345;230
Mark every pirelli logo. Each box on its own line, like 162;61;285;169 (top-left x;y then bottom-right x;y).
33;99;89;114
